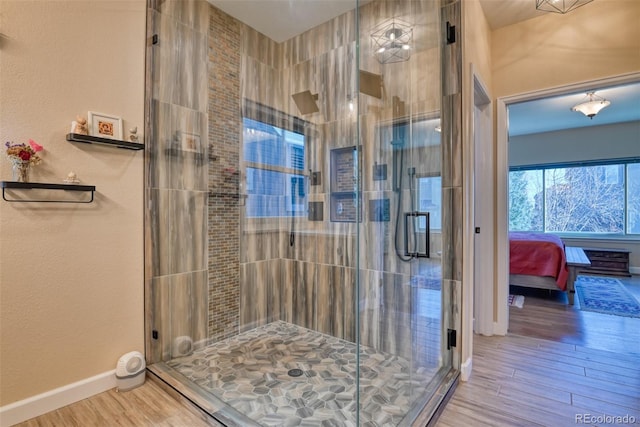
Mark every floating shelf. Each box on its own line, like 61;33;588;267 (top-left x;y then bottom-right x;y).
66;133;144;151
1;181;96;203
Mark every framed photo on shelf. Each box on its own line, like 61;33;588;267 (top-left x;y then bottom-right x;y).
88;111;123;140
179;131;201;153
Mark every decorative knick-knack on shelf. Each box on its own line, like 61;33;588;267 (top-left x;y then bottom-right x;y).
71;115;89;135
63;171;80;184
5;139;43;183
129;126;139;142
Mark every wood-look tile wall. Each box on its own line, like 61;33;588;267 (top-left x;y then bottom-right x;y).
238;6;360;343
237;0;461;363
145;0;211;363
146;0;462;364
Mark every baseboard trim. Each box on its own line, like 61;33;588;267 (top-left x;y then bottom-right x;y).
0;370;116;427
460;357;473;381
629;267;639;275
493;321;508;336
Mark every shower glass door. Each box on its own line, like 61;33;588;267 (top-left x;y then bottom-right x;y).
357;0;460;424
145;0;460;425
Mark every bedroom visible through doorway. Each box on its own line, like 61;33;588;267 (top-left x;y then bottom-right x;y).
498;73;640;353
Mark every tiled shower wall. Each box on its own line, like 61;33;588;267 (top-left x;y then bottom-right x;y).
237;9;360;342
146;0;462;364
207;6;241;343
145;0;211;362
237;0;455;363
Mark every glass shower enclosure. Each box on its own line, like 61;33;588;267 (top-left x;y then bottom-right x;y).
144;0;462;425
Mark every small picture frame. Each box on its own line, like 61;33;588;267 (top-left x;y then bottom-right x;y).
88;111;123;140
179;131;201;153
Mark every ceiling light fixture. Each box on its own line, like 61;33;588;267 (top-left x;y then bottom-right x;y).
535;0;594;14
571;92;611;119
371;19;412;64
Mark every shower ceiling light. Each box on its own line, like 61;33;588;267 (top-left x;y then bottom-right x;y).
571;92;611;119
535;0;594;14
371;19;413;64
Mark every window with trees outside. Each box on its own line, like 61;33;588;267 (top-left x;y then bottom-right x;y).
509;162;640;235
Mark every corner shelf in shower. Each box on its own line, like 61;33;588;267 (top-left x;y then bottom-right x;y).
1;181;96;203
66;133;144;151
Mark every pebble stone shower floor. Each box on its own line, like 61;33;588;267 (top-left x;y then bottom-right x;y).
167;321;439;426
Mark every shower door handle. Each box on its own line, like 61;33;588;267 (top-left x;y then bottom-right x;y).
404;211;430;258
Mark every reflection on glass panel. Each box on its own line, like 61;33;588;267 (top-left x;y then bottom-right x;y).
509;170;543;231
628;163;640;234
243;117;306;218
545;165;624;233
418;176;442;230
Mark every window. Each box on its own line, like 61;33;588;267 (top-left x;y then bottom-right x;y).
418;175;442;230
243;116;306;218
509;162;640;236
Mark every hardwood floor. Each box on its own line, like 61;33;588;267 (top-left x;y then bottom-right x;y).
436;274;640;426
15;275;640;426
508;275;640;354
436;334;640;426
14;379;217;427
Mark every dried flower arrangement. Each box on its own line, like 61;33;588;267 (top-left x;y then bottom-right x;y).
5;139;43;165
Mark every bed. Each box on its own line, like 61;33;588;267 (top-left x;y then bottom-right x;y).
509;232;573;303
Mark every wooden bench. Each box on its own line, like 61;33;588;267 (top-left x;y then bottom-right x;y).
565;246;591;305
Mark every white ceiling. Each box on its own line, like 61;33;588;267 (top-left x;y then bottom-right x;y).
208;0;369;43
508;81;640;136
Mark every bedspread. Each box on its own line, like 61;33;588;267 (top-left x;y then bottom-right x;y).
509;232;569;291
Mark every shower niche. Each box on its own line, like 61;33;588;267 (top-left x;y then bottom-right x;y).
330;146;361;222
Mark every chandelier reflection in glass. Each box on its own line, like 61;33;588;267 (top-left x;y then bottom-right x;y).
371;19;413;64
535;0;594;14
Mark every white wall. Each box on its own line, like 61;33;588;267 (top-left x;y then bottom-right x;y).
0;0;145;417
492;0;640;100
461;0;494;377
509;121;640;167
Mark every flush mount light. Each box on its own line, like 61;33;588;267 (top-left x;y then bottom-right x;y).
371;19;413;64
571;92;611;119
536;0;594;14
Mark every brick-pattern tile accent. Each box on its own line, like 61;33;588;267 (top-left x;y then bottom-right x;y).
208;6;241;340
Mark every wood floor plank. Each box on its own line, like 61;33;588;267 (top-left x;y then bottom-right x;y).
585;366;640;387
571;393;640;420
446;381;578;426
14;379;217;427
495;379;573;405
473;344;588;376
500;341;640;375
438;399;543;427
513;367;640;407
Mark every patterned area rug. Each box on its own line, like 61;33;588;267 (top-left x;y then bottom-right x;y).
575;276;640;318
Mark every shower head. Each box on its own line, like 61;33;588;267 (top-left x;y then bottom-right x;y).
292;90;320;115
359;70;383;99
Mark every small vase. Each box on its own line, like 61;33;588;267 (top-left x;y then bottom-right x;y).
11;159;31;182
